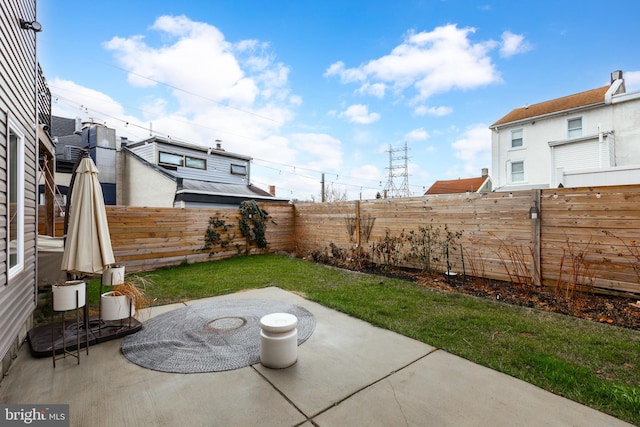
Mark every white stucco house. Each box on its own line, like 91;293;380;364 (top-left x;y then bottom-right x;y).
490;70;640;190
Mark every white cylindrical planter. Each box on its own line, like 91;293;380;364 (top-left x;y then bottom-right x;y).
102;266;125;286
259;313;298;369
101;291;135;320
52;280;86;311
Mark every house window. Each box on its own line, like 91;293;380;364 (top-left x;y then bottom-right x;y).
511;129;523;148
230;164;247;175
8;122;25;278
185;156;206;170
568;117;582;138
159;151;183;167
509;161;525;183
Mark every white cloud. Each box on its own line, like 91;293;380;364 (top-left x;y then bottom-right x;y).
414;105;453;116
325;24;502;102
356;82;386;98
324;61;345;78
339;104;380;124
500;31;532;57
291;133;343;171
625;70;640;91
103;15;289;111
49;78;149;139
450;124;491;175
404;127;429;142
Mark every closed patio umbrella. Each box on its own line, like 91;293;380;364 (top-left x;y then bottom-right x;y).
60;153;115;275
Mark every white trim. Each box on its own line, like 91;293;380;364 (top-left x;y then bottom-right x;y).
7;118;25;279
507;160;526;184
510;128;524;149
548;133;603;147
566;116;583;139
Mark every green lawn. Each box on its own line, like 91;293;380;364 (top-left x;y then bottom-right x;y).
87;254;640;425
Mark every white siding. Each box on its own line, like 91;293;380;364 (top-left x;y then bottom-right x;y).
554;140;601;171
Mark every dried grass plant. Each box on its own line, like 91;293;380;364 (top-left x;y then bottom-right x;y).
110;275;153;310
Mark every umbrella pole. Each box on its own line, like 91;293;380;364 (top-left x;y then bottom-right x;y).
63;150;89;281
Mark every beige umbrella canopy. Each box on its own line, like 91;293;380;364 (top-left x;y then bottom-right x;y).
61;154;115;275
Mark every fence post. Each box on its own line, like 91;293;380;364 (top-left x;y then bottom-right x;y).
532;189;541;287
355;200;361;247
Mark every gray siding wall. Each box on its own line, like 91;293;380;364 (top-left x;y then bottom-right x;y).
131;142;155;163
141;141;250;184
0;0;38;375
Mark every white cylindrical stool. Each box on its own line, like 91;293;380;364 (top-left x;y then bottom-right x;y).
259;313;298;369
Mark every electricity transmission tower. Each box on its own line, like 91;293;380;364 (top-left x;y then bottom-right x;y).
383;142;411;198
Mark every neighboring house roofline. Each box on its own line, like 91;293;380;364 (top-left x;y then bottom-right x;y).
128;136;251;161
490;86;609;128
175;189;280;201
175;178;289;203
425;175;491;195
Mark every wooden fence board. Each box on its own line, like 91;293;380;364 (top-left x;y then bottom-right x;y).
36;186;640;295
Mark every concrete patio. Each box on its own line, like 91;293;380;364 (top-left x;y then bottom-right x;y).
0;287;632;426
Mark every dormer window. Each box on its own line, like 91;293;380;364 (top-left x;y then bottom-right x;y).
230;164;247;175
568;117;582;138
511;129;523;148
185;156;206;170
159;151;183;167
159;151;206;170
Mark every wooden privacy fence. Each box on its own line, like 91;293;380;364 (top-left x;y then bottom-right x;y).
38;184;640;296
295;185;640;296
38;203;295;273
294;192;537;286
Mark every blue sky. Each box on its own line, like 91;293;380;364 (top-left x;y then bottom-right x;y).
38;1;640;200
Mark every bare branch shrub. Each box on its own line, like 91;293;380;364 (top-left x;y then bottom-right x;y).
371;230;405;270
555;238;595;309
490;233;536;294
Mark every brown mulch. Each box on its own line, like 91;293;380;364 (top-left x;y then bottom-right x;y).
322;257;640;331
407;271;640;332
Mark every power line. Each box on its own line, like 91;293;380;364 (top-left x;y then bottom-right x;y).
95;59;282;124
51;89;263;143
52;91;424;197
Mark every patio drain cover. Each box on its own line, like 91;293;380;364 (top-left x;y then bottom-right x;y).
121;298;315;373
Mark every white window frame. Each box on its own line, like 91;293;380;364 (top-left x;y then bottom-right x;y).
230;164;247;176
158;151;184;167
567;117;582;139
185;156;206;170
510;128;524;149
508;160;525;184
8;118;25;279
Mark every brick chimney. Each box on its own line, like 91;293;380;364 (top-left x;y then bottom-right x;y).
269;185;276;196
481;168;489;177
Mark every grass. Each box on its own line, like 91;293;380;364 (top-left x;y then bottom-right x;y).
85;254;640;425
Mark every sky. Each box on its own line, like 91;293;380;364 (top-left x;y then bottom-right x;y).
37;1;640;201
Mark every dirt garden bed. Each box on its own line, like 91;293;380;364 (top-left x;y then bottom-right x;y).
315;254;640;331
411;272;640;331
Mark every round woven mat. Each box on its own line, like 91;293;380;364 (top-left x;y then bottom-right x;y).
121;299;315;373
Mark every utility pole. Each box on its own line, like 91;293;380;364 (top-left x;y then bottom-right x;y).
321;172;325;203
383;142;411;198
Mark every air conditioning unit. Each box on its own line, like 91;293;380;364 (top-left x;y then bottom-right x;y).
64;145;83;161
